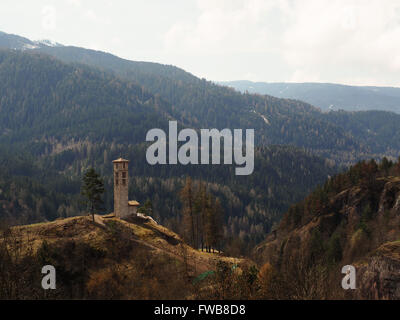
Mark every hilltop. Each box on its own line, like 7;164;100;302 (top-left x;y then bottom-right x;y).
0;214;249;299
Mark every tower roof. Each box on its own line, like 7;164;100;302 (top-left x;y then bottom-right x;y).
128;200;140;206
112;158;130;163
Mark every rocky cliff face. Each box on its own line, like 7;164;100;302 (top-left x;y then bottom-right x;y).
357;242;400;300
254;162;400;299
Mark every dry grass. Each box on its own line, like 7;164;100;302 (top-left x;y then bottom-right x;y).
3;215;247;277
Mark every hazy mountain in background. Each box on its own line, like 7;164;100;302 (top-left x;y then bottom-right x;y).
220;80;400;114
0;31;62;50
0;31;38;50
0;31;366;161
2;31;400;162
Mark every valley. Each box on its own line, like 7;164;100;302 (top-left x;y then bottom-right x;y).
0;30;399;300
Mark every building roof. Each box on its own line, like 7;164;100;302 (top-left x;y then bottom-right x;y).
128;200;140;206
112;158;130;163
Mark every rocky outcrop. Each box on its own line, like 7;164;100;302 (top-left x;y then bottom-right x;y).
357;242;400;300
254;175;400;299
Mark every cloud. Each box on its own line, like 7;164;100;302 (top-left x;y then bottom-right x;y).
163;0;287;54
281;0;400;84
41;5;57;31
85;9;98;21
163;0;400;85
83;9;111;25
65;0;81;7
3;0;400;85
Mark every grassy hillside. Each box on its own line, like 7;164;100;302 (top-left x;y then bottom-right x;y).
0;215;252;299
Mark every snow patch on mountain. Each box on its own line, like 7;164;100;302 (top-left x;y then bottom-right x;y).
34;39;63;47
22;43;39;50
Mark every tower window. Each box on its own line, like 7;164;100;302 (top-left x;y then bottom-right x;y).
116;179;119;186
122;172;126;179
122;179;126;186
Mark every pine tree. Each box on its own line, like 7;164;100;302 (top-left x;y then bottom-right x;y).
203;195;225;253
379;157;392;176
211;198;224;253
204;194;213;252
180;177;196;247
81;168;105;222
396;156;400;176
138;199;153;216
195;182;207;251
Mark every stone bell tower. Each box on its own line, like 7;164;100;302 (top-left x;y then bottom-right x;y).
113;158;129;218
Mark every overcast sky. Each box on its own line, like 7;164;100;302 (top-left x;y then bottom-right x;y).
1;0;400;86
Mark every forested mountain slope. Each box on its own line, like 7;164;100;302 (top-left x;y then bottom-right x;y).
322;110;400;154
3;31;400;163
35;45;365;158
0;50;338;250
0;50;175;147
32;38;400;162
254;158;400;299
3;31;400;162
0;146;81;225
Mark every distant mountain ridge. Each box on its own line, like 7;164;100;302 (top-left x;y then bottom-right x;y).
2;30;400;162
0;31;62;51
2;30;399;115
0;31;367;160
220;80;400;114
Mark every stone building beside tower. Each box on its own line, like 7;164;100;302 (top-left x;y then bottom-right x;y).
113;158;140;218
